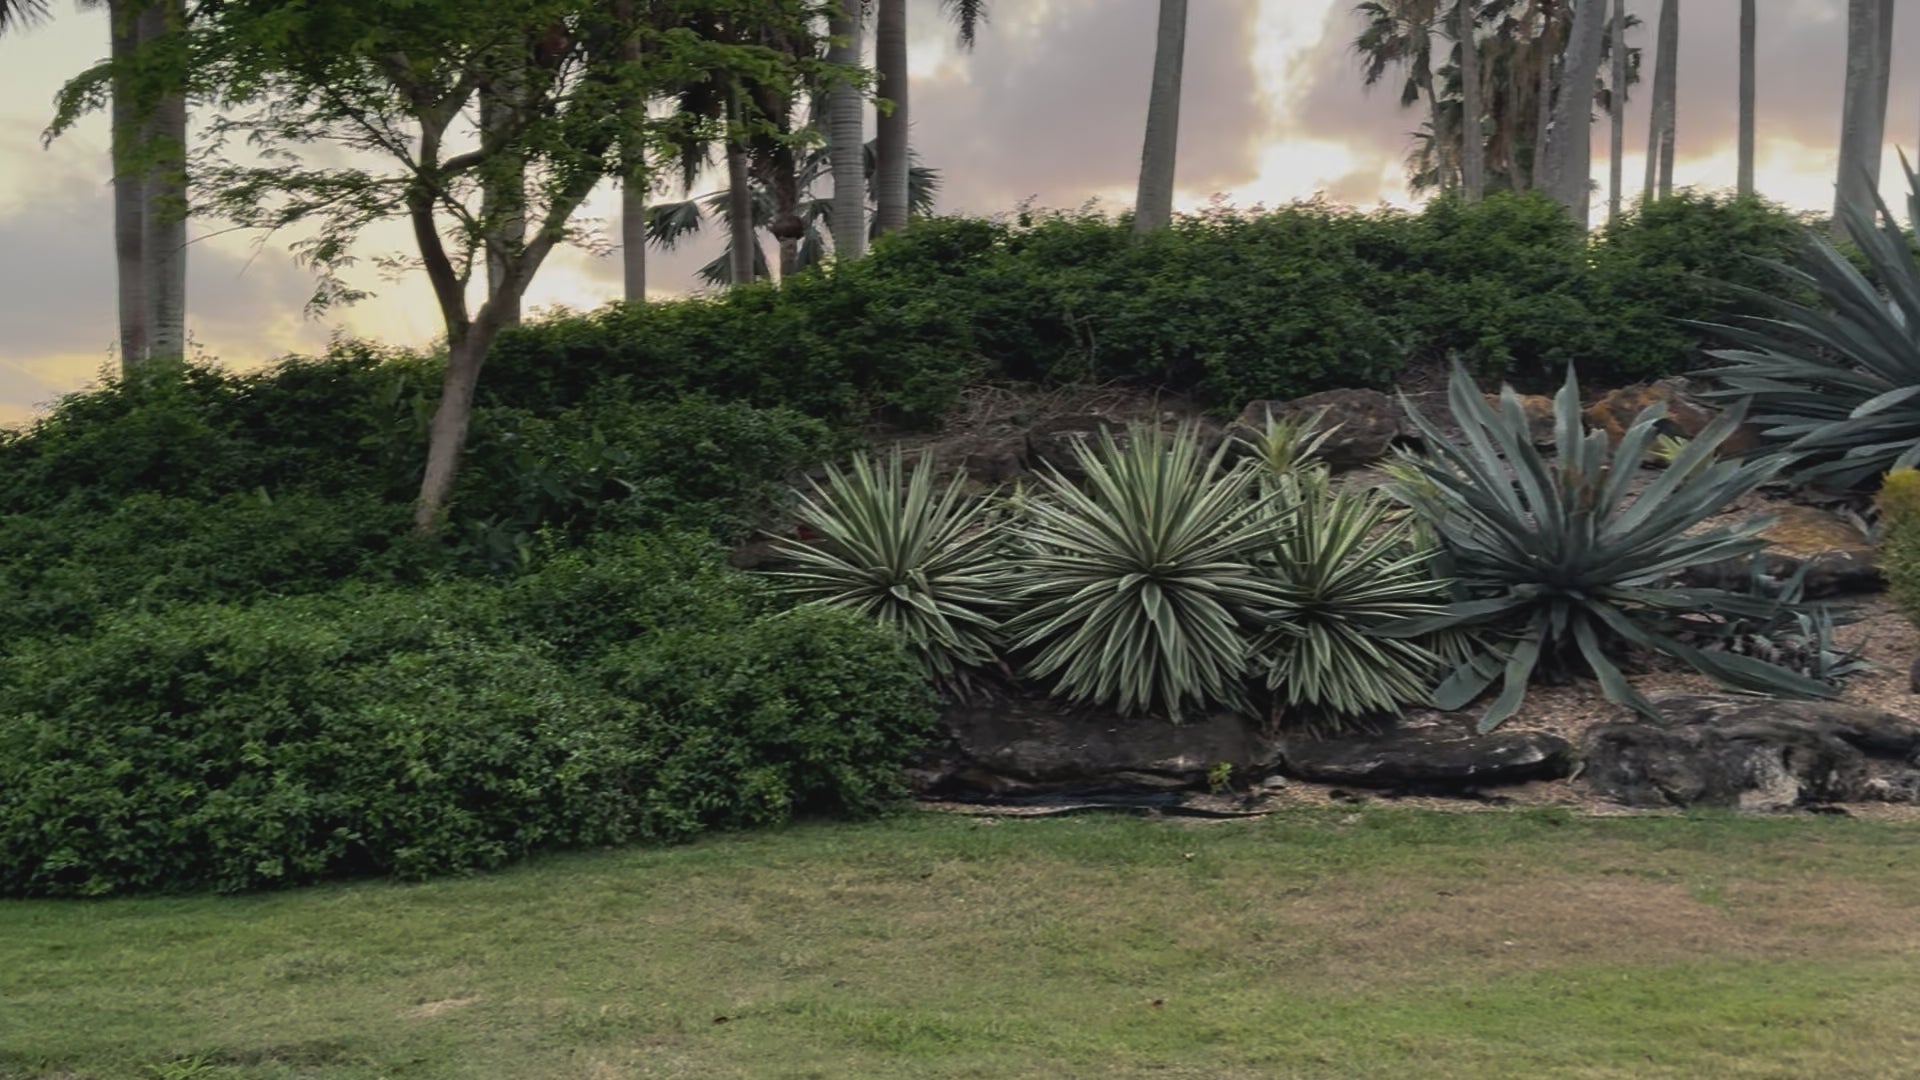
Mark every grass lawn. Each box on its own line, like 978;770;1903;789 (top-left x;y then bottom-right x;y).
5;807;1920;1079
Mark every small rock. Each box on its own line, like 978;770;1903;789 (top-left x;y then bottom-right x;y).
1278;721;1573;789
1681;505;1883;598
1910;653;1920;694
1228;388;1403;469
1584;381;1719;445
1024;415;1123;483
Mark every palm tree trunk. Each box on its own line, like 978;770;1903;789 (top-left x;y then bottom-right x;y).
480;67;526;327
617;0;646;302
1543;0;1606;224
1528;0;1554;190
873;0;909;237
108;0;149;369
1834;0;1892;233
137;0;187;361
1642;0;1678;204
1736;0;1755;196
1132;0;1188;234
827;0;867;261
1608;0;1626;219
1459;0;1484;202
726;123;756;285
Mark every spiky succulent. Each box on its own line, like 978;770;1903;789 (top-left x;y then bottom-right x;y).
1250;467;1448;721
1387;365;1836;732
1235;406;1339;482
767;450;1005;690
1002;423;1288;720
1695;158;1920;490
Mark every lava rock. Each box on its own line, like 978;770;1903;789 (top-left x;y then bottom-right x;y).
1024;415;1124;483
1277;721;1573;789
1583;380;1719;445
1580;692;1920;810
924;697;1283;796
1681;505;1883;598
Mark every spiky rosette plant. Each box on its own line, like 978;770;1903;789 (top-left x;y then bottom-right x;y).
1695;158;1920;490
767;450;1005;691
1387;365;1836;732
1001;423;1288;720
1251;467;1449;721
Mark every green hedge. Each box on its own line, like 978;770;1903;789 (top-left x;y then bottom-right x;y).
0;540;936;897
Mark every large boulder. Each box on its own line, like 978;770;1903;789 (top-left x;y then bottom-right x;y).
1581;693;1920;810
1680;505;1882;598
920;696;1284;796
1277;717;1573;789
1228;388;1403;469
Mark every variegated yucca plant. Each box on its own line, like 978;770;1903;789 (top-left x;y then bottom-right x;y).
1000;423;1288;721
1387;365;1836;731
766;450;1006;692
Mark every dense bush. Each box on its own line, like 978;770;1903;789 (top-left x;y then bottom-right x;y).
1881;469;1920;625
0;543;935;897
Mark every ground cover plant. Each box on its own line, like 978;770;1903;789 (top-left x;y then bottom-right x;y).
5;809;1920;1080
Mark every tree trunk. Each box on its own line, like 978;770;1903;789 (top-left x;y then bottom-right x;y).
1132;0;1188;234
414;328;485;534
1642;0;1678;204
1608;0;1626;220
1834;0;1891;233
1528;0;1554;190
726;138;756;285
138;0;187;361
108;0;149;369
826;0;867;261
1736;0;1755;196
1459;0;1484;203
1543;0;1606;224
480;66;526;328
617;1;647;302
873;0;909;237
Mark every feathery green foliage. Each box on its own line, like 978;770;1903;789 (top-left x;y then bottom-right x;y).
1390;365;1834;731
768;450;1005;689
1003;425;1286;720
1697;161;1920;490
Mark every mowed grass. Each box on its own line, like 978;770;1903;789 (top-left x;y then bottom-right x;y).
6;808;1920;1080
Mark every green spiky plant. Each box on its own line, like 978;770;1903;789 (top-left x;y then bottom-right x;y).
1695;158;1920;490
1001;424;1288;721
767;450;1005;691
1236;406;1340;482
1251;466;1449;721
1387;365;1836;732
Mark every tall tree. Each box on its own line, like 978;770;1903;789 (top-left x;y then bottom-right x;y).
1356;0;1445;184
1526;0;1557;189
22;0;189;369
871;0;985;240
615;0;647;301
171;0;830;532
825;0;866;261
871;0;908;236
1133;0;1187;234
1458;0;1484;201
1834;0;1893;232
1641;0;1678;203
1736;0;1754;196
1541;0;1606;223
1608;0;1626;218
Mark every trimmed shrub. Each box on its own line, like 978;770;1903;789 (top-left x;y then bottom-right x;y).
598;605;938;842
0;587;644;896
1881;468;1920;625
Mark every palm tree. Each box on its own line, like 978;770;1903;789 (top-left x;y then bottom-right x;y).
1133;0;1188;234
1457;0;1484;201
1641;0;1678;204
825;0;865;262
1834;0;1893;233
1541;0;1605;223
647;137;939;286
872;0;986;240
1608;0;1626;218
1736;0;1754;196
5;0;185;369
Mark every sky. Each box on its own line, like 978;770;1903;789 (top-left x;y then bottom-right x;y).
0;0;1915;423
